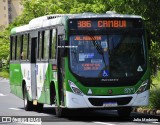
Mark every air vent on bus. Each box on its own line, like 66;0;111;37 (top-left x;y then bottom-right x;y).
47;15;62;19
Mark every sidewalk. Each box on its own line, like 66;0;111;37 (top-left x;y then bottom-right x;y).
0;77;9;82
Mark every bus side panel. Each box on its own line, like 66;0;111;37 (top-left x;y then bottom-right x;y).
44;63;52;104
21;63;32;101
10;63;23;99
36;63;48;104
37;63;58;105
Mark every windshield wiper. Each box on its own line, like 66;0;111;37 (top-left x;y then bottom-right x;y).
85;30;104;55
86;31;108;72
92;41;103;55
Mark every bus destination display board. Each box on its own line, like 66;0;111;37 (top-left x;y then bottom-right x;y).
69;18;142;30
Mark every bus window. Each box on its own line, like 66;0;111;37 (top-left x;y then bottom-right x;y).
15;36;17;60
38;31;44;60
22;34;28;60
38;31;43;60
37;32;40;59
43;30;49;60
11;36;16;60
28;34;32;61
16;35;21;60
20;35;23;60
51;29;56;59
27;34;30;60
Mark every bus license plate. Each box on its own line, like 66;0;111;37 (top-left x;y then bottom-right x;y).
103;102;117;107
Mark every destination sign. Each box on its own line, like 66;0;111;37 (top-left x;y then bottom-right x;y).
74;35;101;41
69;18;142;30
77;20;126;28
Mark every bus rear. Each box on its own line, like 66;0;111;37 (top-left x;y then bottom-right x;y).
63;14;150;116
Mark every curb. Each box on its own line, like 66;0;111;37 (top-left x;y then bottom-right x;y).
133;108;160;115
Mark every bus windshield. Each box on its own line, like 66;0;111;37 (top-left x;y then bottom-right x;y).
69;31;146;78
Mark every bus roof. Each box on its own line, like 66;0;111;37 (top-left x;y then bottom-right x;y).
10;12;142;35
11;24;29;35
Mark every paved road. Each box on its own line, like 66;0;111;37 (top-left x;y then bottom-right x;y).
0;78;159;125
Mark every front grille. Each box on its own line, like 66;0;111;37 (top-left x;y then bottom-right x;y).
88;97;132;106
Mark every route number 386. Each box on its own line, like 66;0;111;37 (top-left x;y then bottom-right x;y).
78;21;91;28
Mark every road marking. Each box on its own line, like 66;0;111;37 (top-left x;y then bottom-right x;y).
0;93;6;96
152;122;159;124
94;122;116;125
39;113;47;115
9;108;22;111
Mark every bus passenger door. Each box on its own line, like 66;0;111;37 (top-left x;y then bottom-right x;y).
30;37;37;101
57;26;65;106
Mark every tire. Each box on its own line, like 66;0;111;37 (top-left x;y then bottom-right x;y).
36;103;44;112
55;106;63;117
23;86;33;111
117;107;132;117
54;96;67;117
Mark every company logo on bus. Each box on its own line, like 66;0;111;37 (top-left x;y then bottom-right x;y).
101;79;119;82
108;89;113;94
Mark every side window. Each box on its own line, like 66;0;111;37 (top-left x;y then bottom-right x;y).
43;30;50;60
51;29;57;59
27;34;30;60
37;32;40;59
16;35;21;60
22;34;28;60
38;31;43;60
11;36;16;60
28;34;31;60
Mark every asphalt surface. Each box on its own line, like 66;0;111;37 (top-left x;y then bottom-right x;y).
0;78;159;125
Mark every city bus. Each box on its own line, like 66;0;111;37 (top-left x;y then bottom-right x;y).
10;12;150;117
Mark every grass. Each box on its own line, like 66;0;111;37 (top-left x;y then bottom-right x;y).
0;70;9;78
148;72;160;109
151;72;160;88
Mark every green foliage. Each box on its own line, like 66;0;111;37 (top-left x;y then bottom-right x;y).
149;88;160;109
0;71;9;78
0;30;10;71
151;71;160;88
149;72;160;109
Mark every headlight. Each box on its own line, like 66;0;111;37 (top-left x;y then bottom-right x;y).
68;80;83;95
136;80;149;94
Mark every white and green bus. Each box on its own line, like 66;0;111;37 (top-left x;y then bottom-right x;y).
10;12;150;117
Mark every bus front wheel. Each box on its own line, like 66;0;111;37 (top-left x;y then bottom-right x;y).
23;86;33;111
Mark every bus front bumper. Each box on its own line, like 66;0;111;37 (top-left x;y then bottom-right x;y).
65;90;149;108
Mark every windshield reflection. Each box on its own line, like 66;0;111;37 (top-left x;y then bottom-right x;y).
69;32;146;78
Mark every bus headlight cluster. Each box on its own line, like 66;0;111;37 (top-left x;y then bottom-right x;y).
136;80;149;94
68;80;83;96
